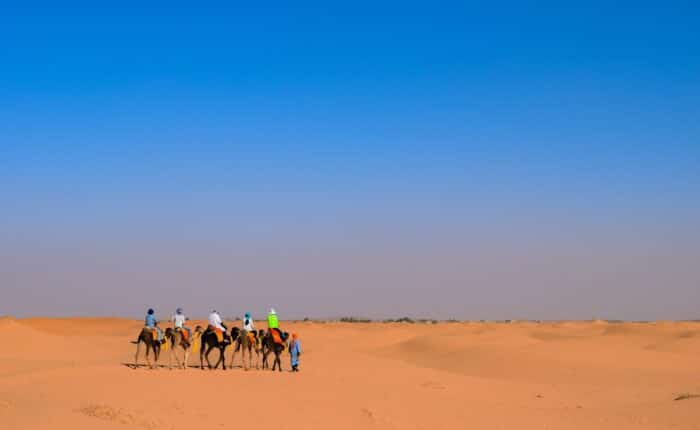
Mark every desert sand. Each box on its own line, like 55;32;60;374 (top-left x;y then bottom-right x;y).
0;317;699;429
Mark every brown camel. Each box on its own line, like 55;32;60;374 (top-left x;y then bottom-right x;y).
230;327;261;370
164;326;202;370
261;329;288;371
132;326;162;369
199;325;231;370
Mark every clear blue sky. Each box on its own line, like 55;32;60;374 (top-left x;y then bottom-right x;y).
1;2;699;319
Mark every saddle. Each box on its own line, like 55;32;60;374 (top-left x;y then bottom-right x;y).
208;325;224;343
174;327;190;348
270;329;283;345
247;331;256;345
176;327;189;342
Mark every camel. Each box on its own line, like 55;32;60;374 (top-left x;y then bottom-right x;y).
164;326;202;370
199;325;231;370
261;329;288;371
230;327;261;370
132;326;163;369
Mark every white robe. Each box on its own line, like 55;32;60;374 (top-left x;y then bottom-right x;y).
208;312;225;331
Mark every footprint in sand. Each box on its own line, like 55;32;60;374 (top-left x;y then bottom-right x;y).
421;381;446;390
361;408;397;429
79;404;158;429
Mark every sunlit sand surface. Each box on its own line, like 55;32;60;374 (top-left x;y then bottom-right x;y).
1;317;699;429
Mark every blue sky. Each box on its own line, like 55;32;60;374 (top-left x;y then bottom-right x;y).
1;2;699;319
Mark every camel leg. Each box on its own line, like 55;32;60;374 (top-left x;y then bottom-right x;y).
211;347;219;369
153;344;160;369
145;343;153;369
274;350;282;372
248;346;253;370
200;346;205;370
218;347;227;370
183;348;189;369
155;344;161;369
134;341;141;368
231;345;237;369
172;345;182;370
205;347;214;369
261;344;267;369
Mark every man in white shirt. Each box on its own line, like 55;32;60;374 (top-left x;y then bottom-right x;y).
172;307;191;340
208;309;230;343
208;310;226;330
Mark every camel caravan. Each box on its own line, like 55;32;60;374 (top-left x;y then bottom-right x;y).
133;308;300;372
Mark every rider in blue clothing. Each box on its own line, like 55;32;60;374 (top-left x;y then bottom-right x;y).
144;308;164;343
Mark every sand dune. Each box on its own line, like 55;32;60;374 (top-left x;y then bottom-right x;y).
0;318;699;429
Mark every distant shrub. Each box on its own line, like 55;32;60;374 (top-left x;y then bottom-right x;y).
340;317;372;323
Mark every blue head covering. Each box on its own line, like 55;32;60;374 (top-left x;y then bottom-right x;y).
245;312;251;319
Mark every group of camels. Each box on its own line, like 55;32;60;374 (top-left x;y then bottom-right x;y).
133;325;288;371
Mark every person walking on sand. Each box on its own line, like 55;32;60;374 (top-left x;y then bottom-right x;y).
289;333;302;371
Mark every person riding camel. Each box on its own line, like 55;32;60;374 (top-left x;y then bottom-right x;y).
267;308;285;344
208;309;230;343
240;311;256;348
243;312;255;332
145;308;165;343
171;307;191;345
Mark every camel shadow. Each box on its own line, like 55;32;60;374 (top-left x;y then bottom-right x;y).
121;363;169;370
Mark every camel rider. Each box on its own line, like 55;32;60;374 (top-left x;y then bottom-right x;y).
172;307;192;341
145;308;164;343
267;308;285;342
243;312;255;332
208;309;230;343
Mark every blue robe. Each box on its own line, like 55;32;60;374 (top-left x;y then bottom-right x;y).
290;339;302;367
